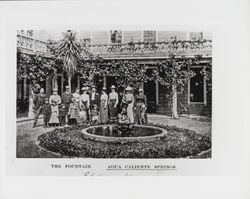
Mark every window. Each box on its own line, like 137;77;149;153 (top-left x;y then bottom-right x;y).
190;67;204;103
190;32;203;41
110;30;122;43
143;31;156;43
80;38;91;45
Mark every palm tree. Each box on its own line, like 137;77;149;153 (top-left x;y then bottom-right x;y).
58;30;81;90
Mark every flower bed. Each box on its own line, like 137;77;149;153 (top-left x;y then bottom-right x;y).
37;122;211;158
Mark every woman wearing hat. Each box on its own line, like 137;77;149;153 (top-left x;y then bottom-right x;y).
134;88;148;125
100;87;108;123
79;87;90;123
49;88;61;126
122;86;134;123
108;85;118;121
72;87;81;124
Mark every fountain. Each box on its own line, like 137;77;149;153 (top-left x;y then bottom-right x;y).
37;121;211;158
81;123;168;143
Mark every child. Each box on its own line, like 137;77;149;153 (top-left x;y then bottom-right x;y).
68;98;78;125
118;107;130;124
59;104;66;126
42;98;51;128
139;104;147;125
91;104;100;123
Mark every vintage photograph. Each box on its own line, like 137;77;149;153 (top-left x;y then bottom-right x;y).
16;30;212;159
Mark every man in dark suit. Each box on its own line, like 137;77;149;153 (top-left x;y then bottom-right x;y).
61;85;72;125
33;88;46;127
89;85;100;110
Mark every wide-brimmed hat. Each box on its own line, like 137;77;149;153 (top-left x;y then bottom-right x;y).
139;88;144;92
81;87;88;91
65;86;70;89
52;88;58;92
110;85;116;89
125;86;132;91
102;87;107;90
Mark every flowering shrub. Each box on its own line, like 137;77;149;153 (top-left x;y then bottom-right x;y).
38;122;211;158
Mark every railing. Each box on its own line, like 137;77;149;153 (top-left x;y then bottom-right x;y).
82;40;212;58
17;34;212;58
17;34;47;53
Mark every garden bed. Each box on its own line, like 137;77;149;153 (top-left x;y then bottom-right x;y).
37;122;211;158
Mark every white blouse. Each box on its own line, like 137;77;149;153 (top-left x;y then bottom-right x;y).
109;92;118;106
101;93;108;107
72;93;80;103
80;93;90;108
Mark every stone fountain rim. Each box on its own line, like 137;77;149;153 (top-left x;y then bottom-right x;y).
81;124;169;143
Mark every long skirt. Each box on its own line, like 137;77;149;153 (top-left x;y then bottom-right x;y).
127;102;134;123
135;103;148;125
109;99;117;121
79;102;88;123
100;100;108;123
69;108;77;119
49;105;59;124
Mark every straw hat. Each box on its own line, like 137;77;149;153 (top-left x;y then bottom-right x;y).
102;87;107;90
65;86;70;89
139;88;144;92
125;86;132;91
111;85;116;89
52;88;58;92
81;87;88;91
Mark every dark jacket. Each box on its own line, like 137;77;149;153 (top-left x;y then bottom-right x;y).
89;92;100;108
61;92;72;106
42;104;51;115
33;93;46;110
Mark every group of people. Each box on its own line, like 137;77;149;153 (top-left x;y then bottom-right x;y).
32;85;148;128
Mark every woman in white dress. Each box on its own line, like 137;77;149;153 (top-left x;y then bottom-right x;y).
72;87;81;123
49;88;61;126
79;87;90;123
108;85;119;121
100;87;108;123
122;86;134;123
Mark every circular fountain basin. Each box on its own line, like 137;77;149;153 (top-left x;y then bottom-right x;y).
81;125;168;143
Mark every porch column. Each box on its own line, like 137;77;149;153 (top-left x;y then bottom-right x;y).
28;84;34;118
52;69;58;90
156;80;159;105
23;76;27;99
187;66;191;106
103;75;107;88
46;75;52;96
77;74;80;89
203;66;207;106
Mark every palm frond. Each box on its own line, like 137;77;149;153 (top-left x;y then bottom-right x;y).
57;30;81;76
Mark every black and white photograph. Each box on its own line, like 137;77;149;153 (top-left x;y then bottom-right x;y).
1;0;250;198
16;30;212;159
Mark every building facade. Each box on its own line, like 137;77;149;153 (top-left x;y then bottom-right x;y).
17;30;212;118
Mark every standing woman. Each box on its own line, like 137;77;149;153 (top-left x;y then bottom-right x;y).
100;87;108;123
134;88;148;125
49;88;61;126
79;87;90;123
108;85;118;122
72;87;81;123
122;86;134;123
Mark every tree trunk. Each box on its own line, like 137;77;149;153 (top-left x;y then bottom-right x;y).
68;74;71;91
172;83;178;119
